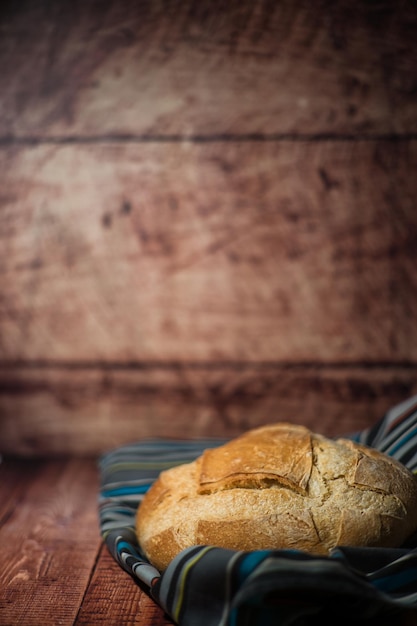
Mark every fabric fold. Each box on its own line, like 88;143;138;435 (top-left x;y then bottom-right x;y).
98;396;417;625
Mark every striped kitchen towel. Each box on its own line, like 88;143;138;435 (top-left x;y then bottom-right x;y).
98;396;417;625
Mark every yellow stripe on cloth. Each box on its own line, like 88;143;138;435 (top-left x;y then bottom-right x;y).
174;546;214;623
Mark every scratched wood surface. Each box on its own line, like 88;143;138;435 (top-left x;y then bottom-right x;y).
0;0;416;138
0;459;101;625
1;141;417;364
75;545;172;626
0;458;171;626
1;0;417;457
1;139;417;454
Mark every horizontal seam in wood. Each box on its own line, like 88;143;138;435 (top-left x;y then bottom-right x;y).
0;133;417;146
1;360;417;371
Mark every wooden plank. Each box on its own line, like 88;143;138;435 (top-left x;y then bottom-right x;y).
0;458;41;526
75;544;172;625
0;364;416;456
1;140;416;365
0;458;101;626
0;0;416;138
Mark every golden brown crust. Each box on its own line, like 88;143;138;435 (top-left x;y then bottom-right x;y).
136;423;417;571
199;423;313;494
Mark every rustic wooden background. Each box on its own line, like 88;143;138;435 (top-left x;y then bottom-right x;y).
1;0;417;457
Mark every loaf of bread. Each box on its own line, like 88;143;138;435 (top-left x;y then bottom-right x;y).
136;423;417;570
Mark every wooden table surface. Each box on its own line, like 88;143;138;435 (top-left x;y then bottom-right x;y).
0;457;172;626
1;456;417;626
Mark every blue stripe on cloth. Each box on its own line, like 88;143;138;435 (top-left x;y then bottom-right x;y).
236;551;274;585
372;565;417;594
101;484;151;497
385;427;417;456
98;397;417;625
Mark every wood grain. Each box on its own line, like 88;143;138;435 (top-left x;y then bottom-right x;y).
75;545;172;626
1;140;416;365
0;0;416;138
1;363;416;456
1;0;417;458
0;459;101;626
1;0;417;621
0;458;42;526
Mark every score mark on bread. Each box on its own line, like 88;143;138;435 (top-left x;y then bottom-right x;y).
136;423;417;571
199;424;312;494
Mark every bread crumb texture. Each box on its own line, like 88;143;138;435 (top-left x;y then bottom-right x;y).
136;423;417;570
